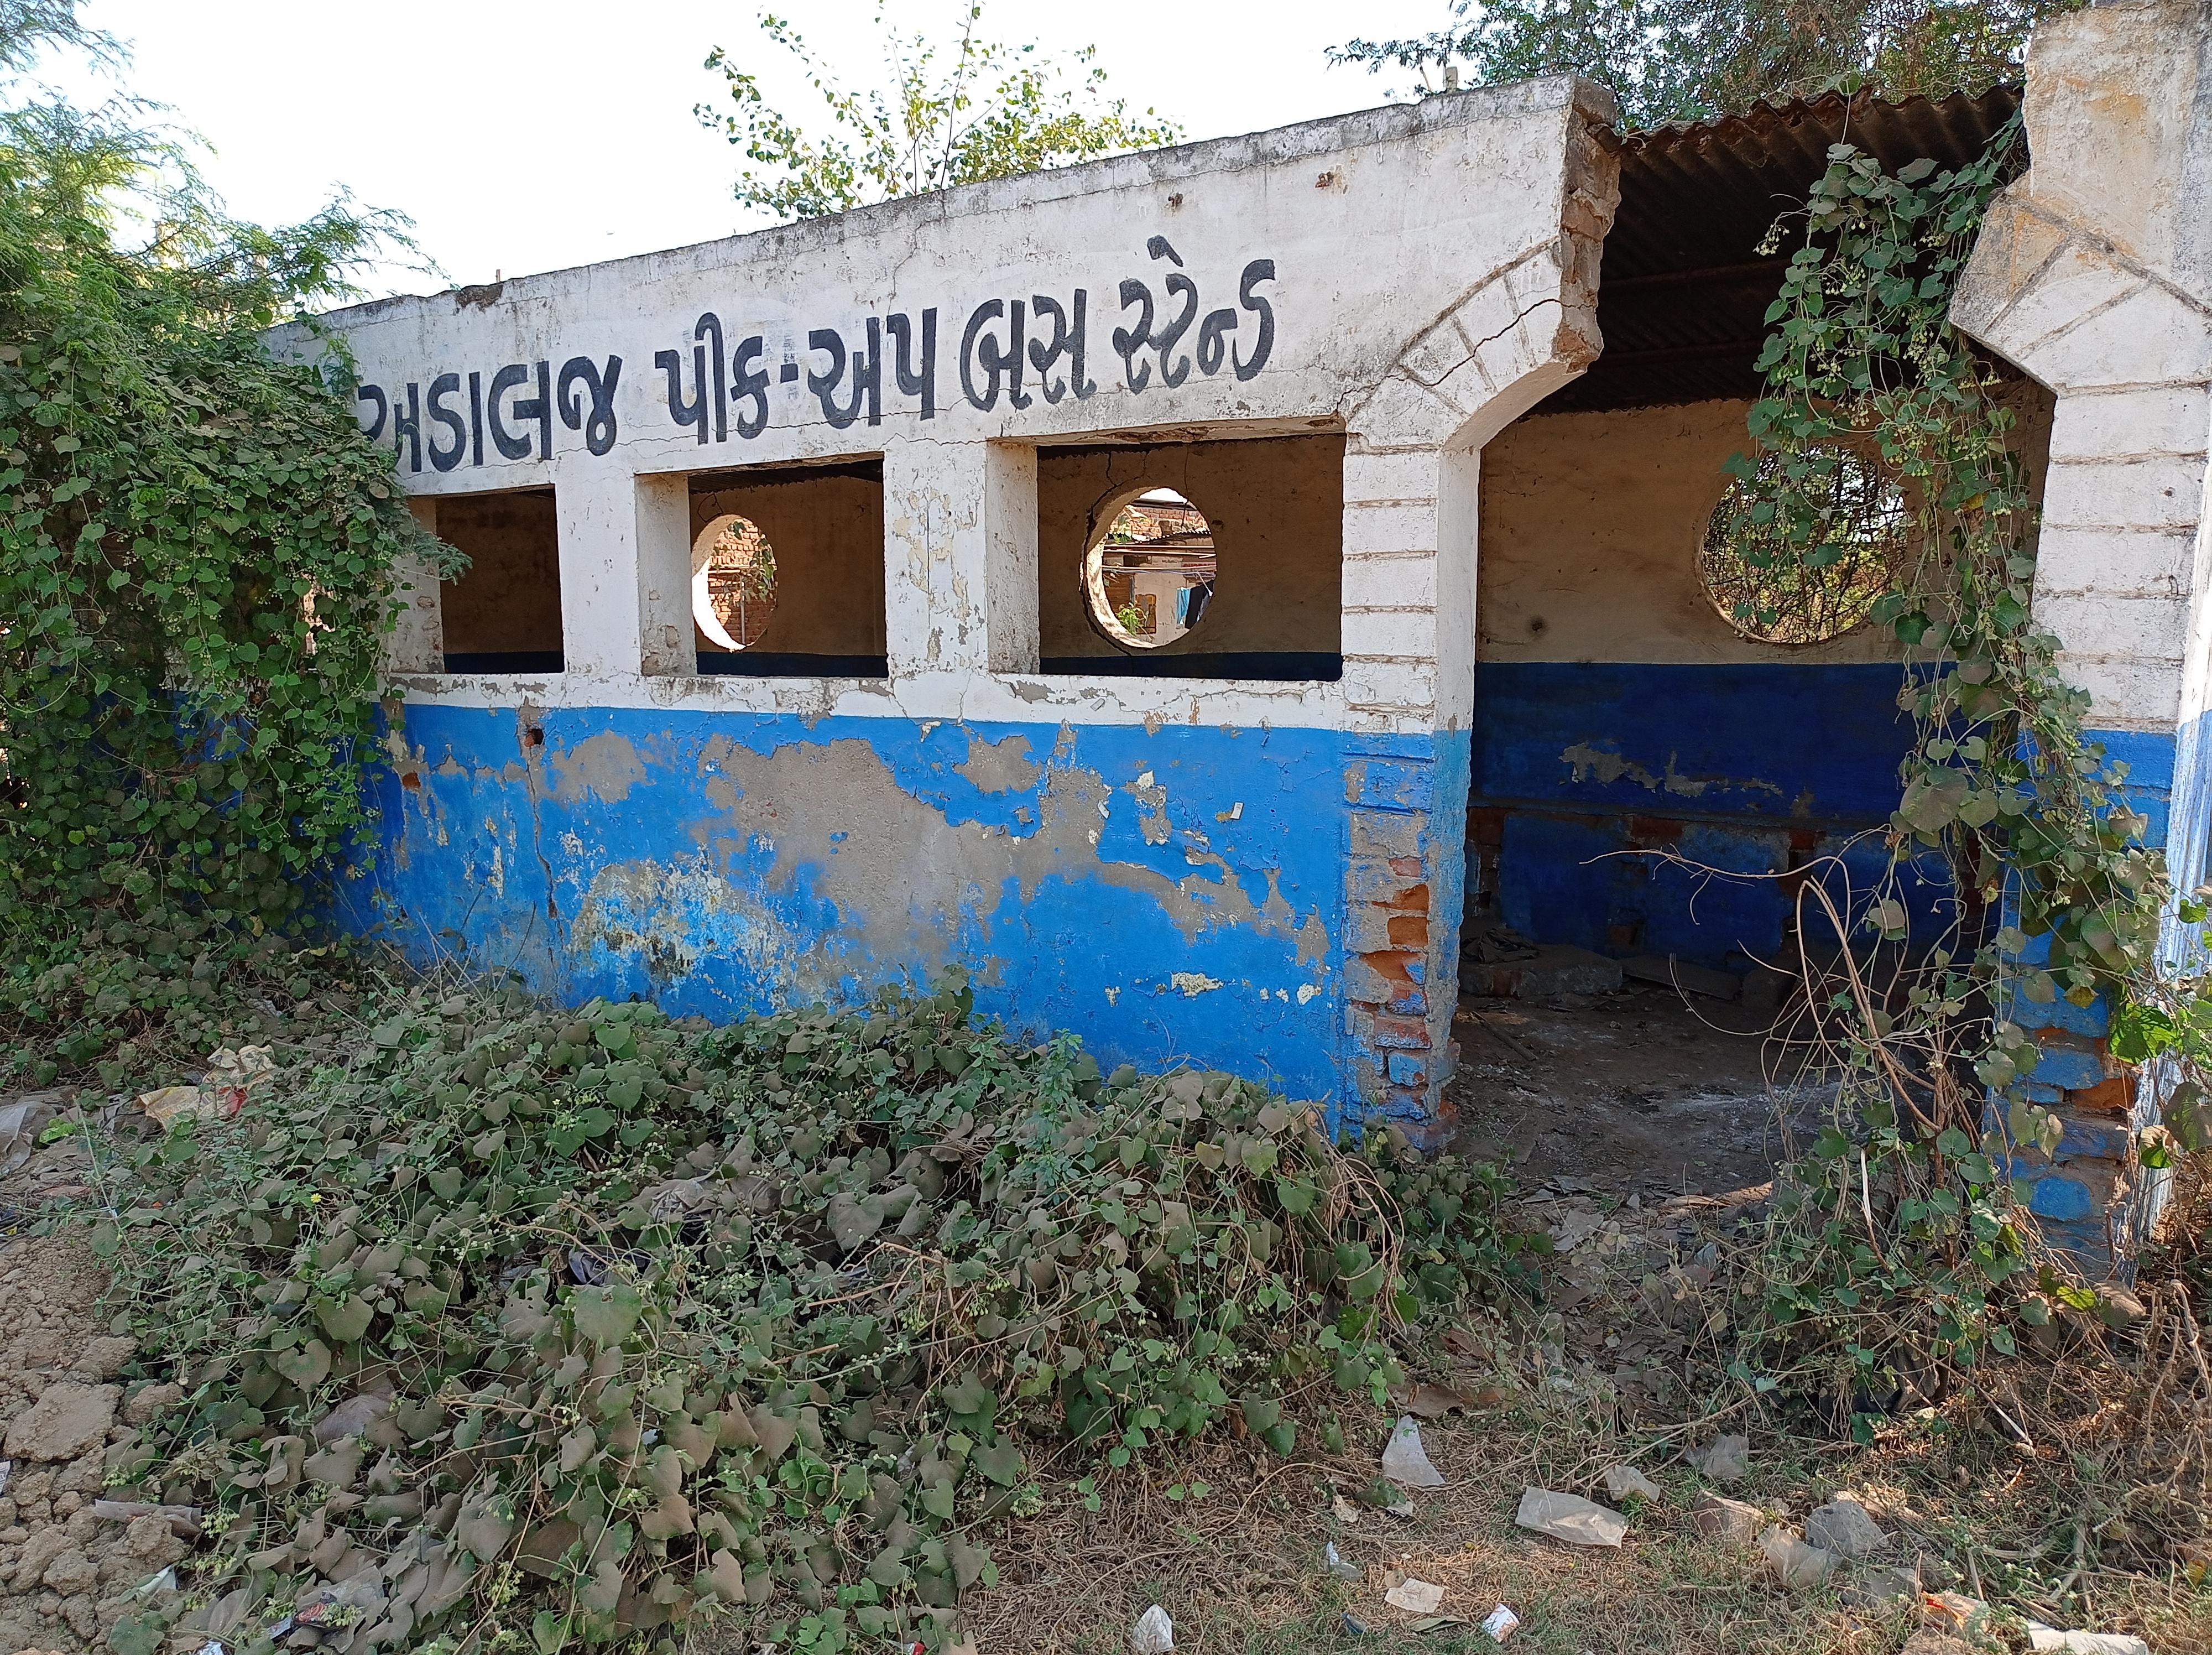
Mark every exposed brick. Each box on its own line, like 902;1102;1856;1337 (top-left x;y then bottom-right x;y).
2070;1075;2133;1114
1386;914;1428;948
1384;881;1430;913
1371;1012;1430;1049
1346;904;1399;954
1466;807;1506;847
1627;815;1684;845
1387;1052;1428;1086
1388;856;1425;878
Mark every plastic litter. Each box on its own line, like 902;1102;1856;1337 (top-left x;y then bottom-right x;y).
132;1565;178;1598
1687;1492;1763;1545
1686;1433;1750;1483
1600;1464;1660;1503
1132;1603;1175;1653
1331;1492;1362;1524
1324;1541;1363;1583
1514;1486;1627;1548
1380;1415;1446;1489
1481;1604;1522;1642
1757;1524;1840;1590
1384;1577;1446;1614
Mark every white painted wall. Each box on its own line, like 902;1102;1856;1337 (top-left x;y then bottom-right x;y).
1953;0;2212;740
278;77;1621;738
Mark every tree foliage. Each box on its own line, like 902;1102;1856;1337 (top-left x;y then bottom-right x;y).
0;1;428;967
697;4;1182;222
1330;0;2086;128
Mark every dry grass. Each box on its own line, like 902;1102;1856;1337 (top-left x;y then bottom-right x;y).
700;1175;2212;1655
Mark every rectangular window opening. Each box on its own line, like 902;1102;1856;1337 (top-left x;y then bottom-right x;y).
690;459;888;679
1036;433;1343;681
434;486;564;674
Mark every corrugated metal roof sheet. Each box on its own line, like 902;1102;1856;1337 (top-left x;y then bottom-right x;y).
1539;85;2023;414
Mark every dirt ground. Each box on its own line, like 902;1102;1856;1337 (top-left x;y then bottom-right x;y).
0;1123;188;1655
1444;980;1830;1199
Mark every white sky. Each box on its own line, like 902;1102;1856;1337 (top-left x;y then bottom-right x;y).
56;0;1448;299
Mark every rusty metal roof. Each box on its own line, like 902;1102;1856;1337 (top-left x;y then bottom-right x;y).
1539;84;2023;415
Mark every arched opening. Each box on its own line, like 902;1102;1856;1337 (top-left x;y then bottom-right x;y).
1082;487;1217;651
692;513;778;652
1698;447;1905;644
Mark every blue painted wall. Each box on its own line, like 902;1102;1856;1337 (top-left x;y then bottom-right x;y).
358;705;1462;1116
1467;661;1944;967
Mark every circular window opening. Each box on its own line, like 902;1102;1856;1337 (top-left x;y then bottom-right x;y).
692;514;778;650
1083;487;1217;650
1698;448;1906;644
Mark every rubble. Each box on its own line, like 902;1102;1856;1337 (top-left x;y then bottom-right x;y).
1;1384;115;1464
1803;1495;1887;1560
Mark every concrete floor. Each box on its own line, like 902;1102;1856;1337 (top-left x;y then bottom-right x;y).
1442;980;1837;1198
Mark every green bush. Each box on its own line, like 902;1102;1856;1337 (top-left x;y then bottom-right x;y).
97;971;1534;1652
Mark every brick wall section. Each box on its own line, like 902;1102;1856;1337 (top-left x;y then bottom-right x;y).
1334;94;1619;1137
1952;0;2212;1269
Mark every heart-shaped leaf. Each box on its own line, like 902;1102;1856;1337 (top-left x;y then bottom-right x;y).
570;1282;644;1349
271;1338;331;1389
971;1437;1023;1486
312;1293;373;1345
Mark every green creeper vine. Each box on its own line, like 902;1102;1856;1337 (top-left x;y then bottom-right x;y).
1731;115;2203;1392
0;85;438;996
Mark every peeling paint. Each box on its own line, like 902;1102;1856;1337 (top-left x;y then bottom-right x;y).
551;731;649;804
1559;740;1783;799
956;732;1042;794
355;706;1454;1110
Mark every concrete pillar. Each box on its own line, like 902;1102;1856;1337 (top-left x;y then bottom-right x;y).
882;440;1038;681
384;499;445;676
551;466;695;681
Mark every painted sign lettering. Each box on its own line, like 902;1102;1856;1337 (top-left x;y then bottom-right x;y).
351;242;1276;470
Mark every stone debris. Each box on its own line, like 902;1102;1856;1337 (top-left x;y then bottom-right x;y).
122;1382;182;1427
1384;1577;1446;1613
1131;1602;1175;1653
1600;1464;1660;1503
1900;1636;1979;1655
1841;1562;1923;1607
1803;1493;1888;1560
2025;1628;2152;1654
1514;1487;1627;1548
1757;1524;1840;1590
1380;1416;1446;1490
1331;1492;1362;1524
1684;1433;1750;1483
1;1381;116;1463
1688;1492;1764;1544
